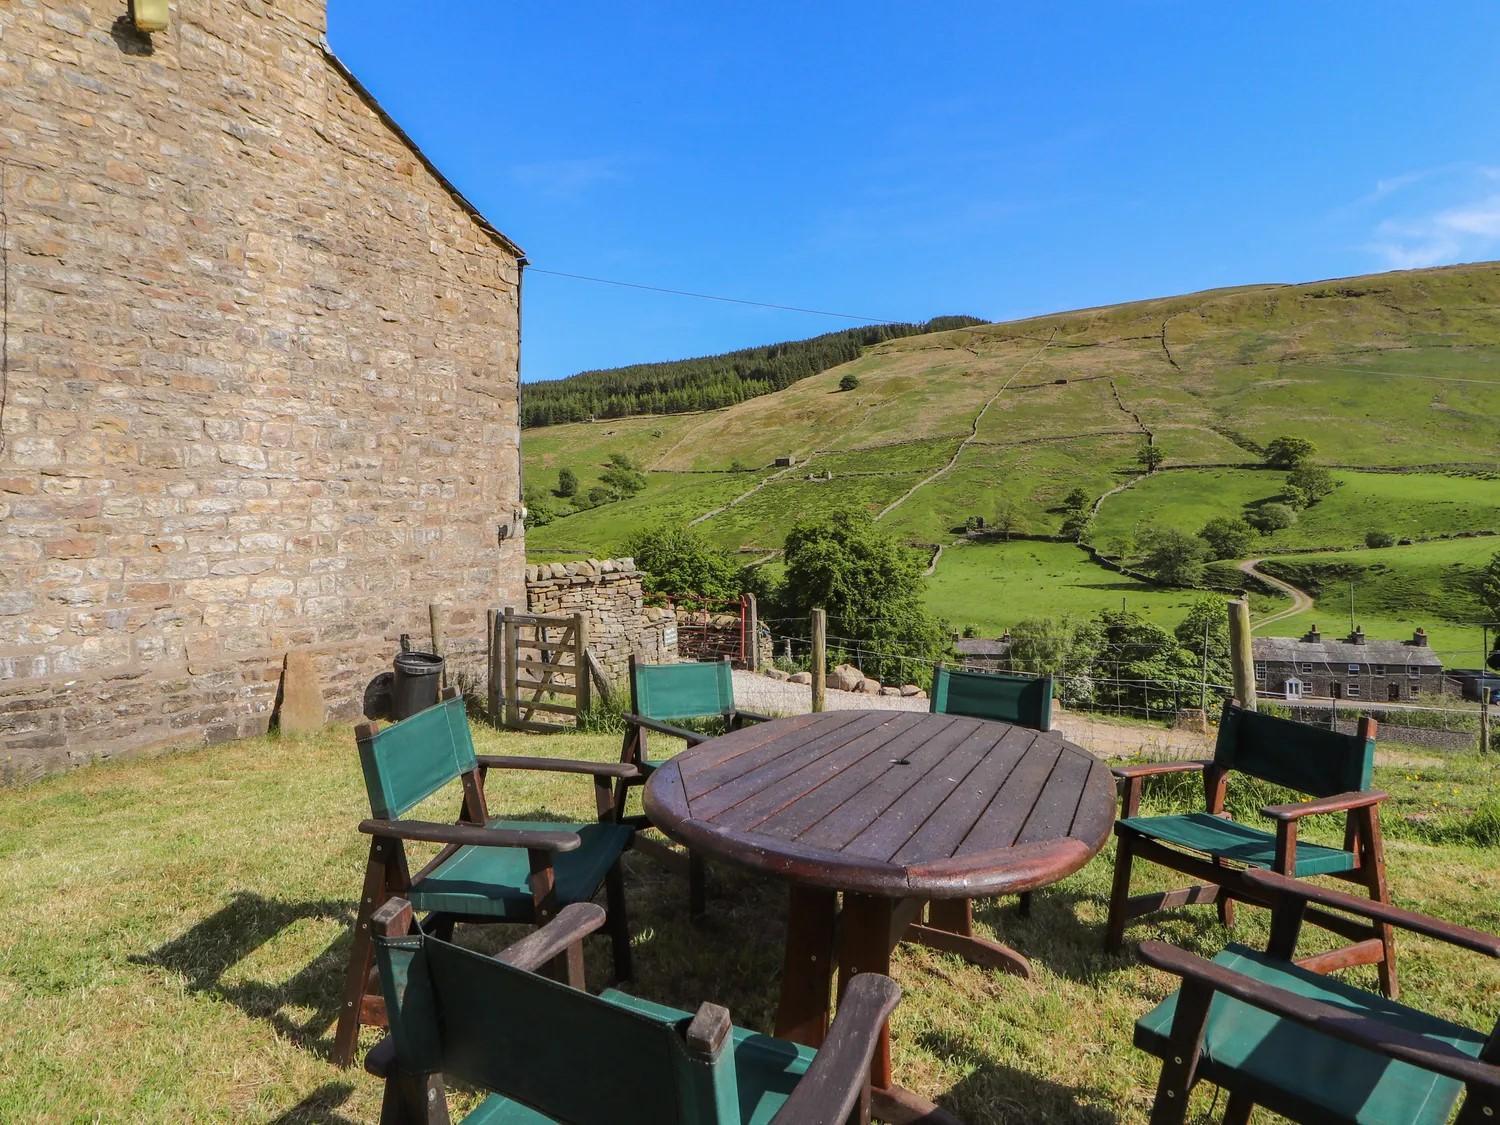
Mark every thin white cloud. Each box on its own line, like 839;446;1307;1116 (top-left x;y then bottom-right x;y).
509;156;624;199
1364;168;1500;268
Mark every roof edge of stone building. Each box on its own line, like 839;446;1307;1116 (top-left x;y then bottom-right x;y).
320;40;527;262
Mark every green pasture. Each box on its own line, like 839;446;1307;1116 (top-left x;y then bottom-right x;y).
2;718;1497;1122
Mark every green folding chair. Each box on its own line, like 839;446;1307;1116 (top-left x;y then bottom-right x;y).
929;666;1054;732
929;665;1055;922
367;896;901;1125
1107;701;1397;997
1135;869;1499;1124
332;688;638;1066
620;656;771;915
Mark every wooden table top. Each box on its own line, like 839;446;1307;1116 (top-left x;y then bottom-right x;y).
643;709;1116;899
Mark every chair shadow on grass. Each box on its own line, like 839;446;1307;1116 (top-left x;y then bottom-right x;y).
970;888;1228;985
919;1029;1118;1124
131;891;355;1061
265;1081;361;1124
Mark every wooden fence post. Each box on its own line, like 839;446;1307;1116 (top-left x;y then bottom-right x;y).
811;608;827;713
746;594;759;673
575;612;591;715
503;606;520;729
1228;598;1257;712
429;603;449;692
1481;624;1491;754
486;608;501;727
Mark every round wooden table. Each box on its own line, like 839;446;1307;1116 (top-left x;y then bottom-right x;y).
643;709;1116;1125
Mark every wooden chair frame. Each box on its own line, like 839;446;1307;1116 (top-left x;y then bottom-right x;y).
332;688;637;1067
366;896;902;1125
1139;868;1500;1125
618;655;771;915
1105;709;1399;997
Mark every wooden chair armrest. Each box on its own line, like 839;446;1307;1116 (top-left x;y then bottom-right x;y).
1138;940;1500;1090
1243;869;1500;957
364;1035;397;1078
768;974;902;1125
475;754;642;781
359;818;581;852
731;709;774;726
494;902;608;973
1260;790;1387;821
623;713;708;745
1111;759;1211;781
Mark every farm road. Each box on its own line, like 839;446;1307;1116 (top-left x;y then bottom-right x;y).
1238;558;1312;629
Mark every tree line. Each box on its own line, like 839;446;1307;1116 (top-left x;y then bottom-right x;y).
521;316;986;428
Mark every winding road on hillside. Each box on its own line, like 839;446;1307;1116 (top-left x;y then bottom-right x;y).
1238;558;1313;629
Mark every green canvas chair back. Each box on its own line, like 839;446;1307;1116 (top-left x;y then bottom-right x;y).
376;929;741;1125
356;696;476;820
1213;700;1375;796
930;667;1053;731
631;658;735;723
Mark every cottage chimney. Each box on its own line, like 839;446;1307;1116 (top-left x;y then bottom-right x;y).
1349;625;1366;645
1303;624;1321;644
1001;630;1013;646
1411;627;1429;647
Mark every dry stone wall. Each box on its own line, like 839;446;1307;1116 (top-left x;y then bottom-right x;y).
524;558;676;685
0;1;525;783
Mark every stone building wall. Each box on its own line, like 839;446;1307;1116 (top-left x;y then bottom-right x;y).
0;1;525;783
524;559;676;685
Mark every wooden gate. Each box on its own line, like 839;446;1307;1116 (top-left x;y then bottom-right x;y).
490;608;591;733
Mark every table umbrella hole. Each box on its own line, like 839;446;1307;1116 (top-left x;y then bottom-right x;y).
890;758;912;766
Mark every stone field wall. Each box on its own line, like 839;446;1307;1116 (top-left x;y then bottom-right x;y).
524;558;675;685
0;0;525;783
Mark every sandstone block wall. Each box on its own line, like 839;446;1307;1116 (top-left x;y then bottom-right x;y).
0;1;525;783
524;558;675;685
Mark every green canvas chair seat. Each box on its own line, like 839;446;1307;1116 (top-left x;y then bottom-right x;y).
369;898;900;1125
407;819;634;920
1137;942;1484;1124
620;657;771;917
1118;813;1359;877
452;989;818;1125
333;691;637;1067
1106;701;1398;999
1134;871;1500;1124
929;665;1053;731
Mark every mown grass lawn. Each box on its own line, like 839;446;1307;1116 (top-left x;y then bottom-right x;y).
3;721;1496;1123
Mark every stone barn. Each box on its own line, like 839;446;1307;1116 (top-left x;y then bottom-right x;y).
0;1;527;781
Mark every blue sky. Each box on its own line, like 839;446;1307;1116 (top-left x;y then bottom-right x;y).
328;2;1500;382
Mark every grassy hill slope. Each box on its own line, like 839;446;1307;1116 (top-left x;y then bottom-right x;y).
524;261;1500;649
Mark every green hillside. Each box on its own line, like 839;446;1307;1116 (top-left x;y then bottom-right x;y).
523;261;1500;649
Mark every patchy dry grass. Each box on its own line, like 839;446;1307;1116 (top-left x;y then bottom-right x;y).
0;721;1496;1122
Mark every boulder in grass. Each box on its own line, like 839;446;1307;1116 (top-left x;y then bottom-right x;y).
788;671;813;684
879;686;902;697
855;678;883;694
829;663;864;692
899;684;924;697
764;668;790;681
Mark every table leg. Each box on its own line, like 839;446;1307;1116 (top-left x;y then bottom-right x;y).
906;897;1032;978
774;884;837;1047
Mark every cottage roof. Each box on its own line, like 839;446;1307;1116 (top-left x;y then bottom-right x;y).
1252;636;1443;668
956;638;1012;657
321;42;526;261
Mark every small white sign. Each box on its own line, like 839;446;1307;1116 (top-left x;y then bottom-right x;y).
662;625;678;647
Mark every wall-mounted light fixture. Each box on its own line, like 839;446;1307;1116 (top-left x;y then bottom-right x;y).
131;0;169;33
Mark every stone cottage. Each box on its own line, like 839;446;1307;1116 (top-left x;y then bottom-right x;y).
1252;626;1445;703
0;1;527;781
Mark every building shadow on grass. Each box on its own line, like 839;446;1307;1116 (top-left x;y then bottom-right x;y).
918;1030;1118;1124
132;892;354;1061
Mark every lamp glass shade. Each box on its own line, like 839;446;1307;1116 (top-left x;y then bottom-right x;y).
133;0;169;32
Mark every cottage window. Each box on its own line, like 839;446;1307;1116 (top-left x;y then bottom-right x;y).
1369;664;1383;675
1347;683;1361;697
1254;661;1267;678
1408;666;1421;678
1347;663;1360;674
1299;662;1315;674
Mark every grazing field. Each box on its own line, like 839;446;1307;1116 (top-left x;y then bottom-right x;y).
1092;468;1500;555
2;720;1497;1122
1256;537;1497;667
921;540;1235;635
